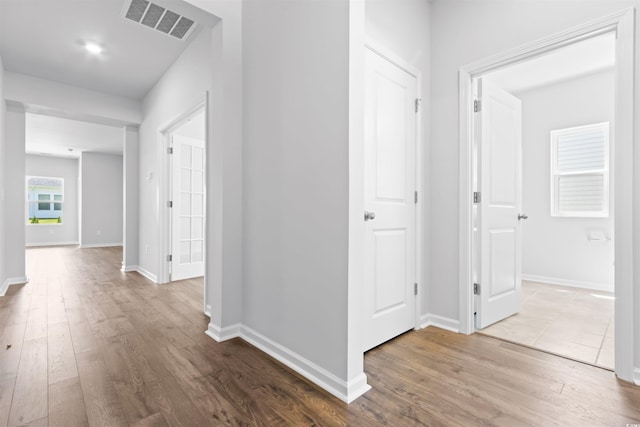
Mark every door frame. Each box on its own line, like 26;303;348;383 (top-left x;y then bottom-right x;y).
458;9;636;383
157;94;208;309
362;39;424;339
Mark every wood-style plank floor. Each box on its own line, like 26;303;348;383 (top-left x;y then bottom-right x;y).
0;246;639;426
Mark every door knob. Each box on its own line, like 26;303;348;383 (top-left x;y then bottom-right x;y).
364;211;376;221
518;213;529;221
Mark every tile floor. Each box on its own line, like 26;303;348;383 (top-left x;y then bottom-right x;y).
479;280;614;369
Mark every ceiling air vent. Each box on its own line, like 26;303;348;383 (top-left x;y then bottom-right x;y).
122;0;197;41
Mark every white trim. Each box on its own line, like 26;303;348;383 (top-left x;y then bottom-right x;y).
240;325;368;403
79;243;123;248
25;241;79;247
204;304;211;317
633;368;640;386
364;38;421;78
1;276;29;296
135;266;158;283
521;274;613;293
458;8;636;383
205;322;241;341
419;313;460;333
121;264;138;273
203;323;371;403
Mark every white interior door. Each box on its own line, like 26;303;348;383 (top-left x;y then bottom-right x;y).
363;47;417;351
476;78;523;329
171;134;205;281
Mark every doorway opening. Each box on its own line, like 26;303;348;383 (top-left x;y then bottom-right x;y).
458;9;635;383
472;33;616;369
158;99;208;312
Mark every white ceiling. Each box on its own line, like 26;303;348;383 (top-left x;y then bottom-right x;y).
1;0;218;158
26;113;123;159
484;32;615;93
0;0;217;100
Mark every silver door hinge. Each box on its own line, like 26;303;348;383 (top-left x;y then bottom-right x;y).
168;147;173;154
415;98;422;113
167;254;173;262
167;201;173;208
414;283;418;295
474;283;480;295
414;191;418;204
473;192;481;203
474;99;481;113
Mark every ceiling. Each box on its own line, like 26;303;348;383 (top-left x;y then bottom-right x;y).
485;32;615;93
0;0;218;157
0;0;217;100
26;113;123;159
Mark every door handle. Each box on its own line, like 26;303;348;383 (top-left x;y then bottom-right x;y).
518;213;529;221
364;211;376;221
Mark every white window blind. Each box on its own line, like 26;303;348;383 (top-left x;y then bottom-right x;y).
551;122;609;217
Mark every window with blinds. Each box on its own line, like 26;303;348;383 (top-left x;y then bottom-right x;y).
550;122;609;217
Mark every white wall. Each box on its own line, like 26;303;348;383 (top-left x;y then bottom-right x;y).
25;154;79;246
79;152;123;247
0;55;6;293
429;0;634;322
183;0;244;333
515;70;615;291
242;0;350;391
123;127;139;270
365;0;432;321
4;107;26;282
4;72;141;126
138;28;212;280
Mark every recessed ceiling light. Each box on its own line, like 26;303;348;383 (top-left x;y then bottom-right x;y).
84;42;103;55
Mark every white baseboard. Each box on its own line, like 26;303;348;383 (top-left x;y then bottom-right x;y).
1;276;29;297
205;322;241;341
135;266;158;283
26;241;79;247
634;368;640;386
522;274;613;293
203;322;371;403
419;313;460;333
204;304;212;317
80;242;123;249
240;325;366;403
121;264;138;273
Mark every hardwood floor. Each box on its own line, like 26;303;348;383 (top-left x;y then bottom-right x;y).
0;246;639;426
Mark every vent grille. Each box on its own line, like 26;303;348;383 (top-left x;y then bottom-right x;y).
122;0;197;41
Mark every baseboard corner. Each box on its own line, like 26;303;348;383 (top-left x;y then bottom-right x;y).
633;367;640;386
205;322;241;342
135;266;158;283
121;264;138;273
240;325;354;403
419;313;460;333
1;276;29;297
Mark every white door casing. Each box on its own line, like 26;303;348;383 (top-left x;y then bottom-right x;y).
171;134;205;281
363;47;417;351
475;78;523;329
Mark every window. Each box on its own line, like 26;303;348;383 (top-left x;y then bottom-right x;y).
26;176;64;224
550;122;609;217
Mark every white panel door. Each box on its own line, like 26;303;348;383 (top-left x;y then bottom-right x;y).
476;78;523;329
171;134;205;281
363;47;417;351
